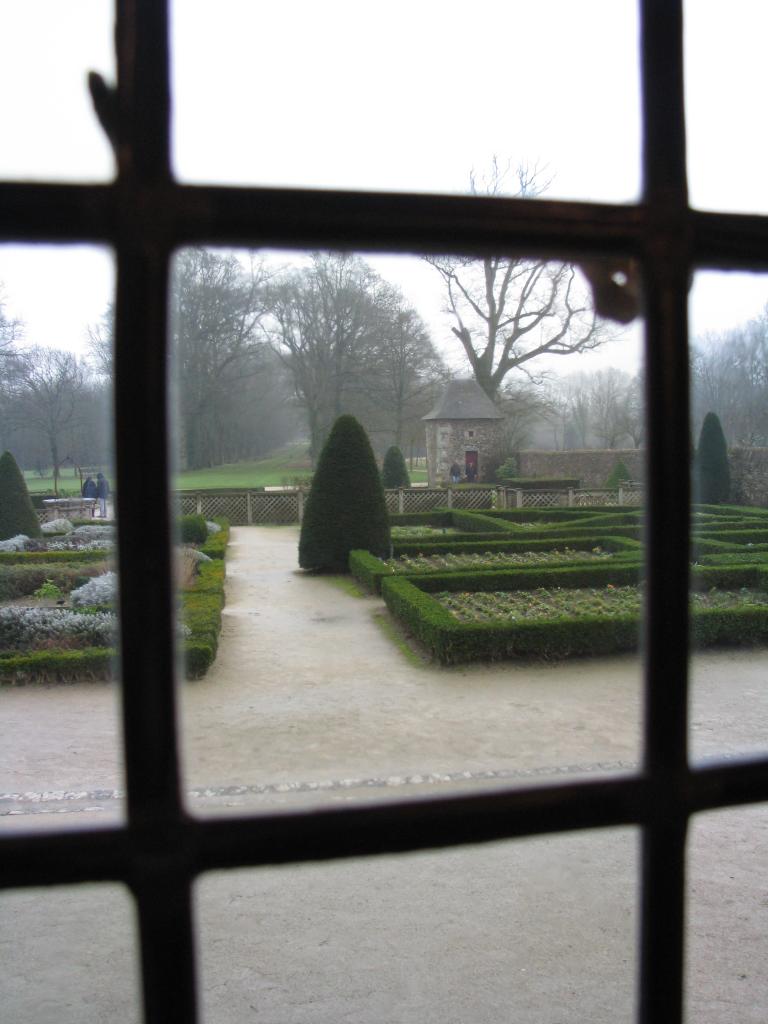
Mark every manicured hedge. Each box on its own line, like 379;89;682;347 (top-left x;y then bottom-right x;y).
352;541;642;594
180;559;227;678
0;647;115;684
0;549;110;565
200;518;230;559
179;513;209;545
381;575;768;664
0;564;102;600
448;511;516;534
392;534;642;558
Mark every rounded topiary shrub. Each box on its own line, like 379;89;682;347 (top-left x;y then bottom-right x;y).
694;411;730;504
178;514;208;545
0;451;42;541
381;445;411;489
299;415;390;572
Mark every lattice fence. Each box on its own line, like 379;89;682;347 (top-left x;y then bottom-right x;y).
250;492;301;524
401;488;450;513
451;488;497;510
511;489;569;508
573;490;618;507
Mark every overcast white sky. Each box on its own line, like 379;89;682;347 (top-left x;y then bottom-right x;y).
1;0;767;377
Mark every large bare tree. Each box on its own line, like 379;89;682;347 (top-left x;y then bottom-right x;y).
171;248;273;469
425;163;608;400
4;346;87;493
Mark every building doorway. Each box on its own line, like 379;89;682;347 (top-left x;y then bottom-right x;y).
464;450;478;482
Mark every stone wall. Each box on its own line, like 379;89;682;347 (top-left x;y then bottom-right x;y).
513;447;768;507
514;449;644;488
426;419;504;485
729;448;768;507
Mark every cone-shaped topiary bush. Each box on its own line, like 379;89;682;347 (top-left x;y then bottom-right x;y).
604;460;631;489
381;445;411;489
0;450;42;541
299;415;390;571
694;411;730;504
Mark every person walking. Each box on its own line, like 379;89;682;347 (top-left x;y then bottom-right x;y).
82;475;98;517
96;472;110;518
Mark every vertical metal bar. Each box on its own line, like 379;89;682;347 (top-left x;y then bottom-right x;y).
114;2;198;1022
639;249;691;1024
136;877;199;1024
116;0;171;184
640;0;688;206
639;3;690;1023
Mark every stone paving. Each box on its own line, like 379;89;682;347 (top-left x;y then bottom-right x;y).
1;526;767;1023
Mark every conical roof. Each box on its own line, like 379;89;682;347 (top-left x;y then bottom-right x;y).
423;378;504;421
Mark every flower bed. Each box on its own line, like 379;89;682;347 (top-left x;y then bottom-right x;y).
388;548;614;575
0;518;230;683
435;585;768;623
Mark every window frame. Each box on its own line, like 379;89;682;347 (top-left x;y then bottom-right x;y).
2;3;768;1023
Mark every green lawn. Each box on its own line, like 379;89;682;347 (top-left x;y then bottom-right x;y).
22;445;428;492
176;445;313;489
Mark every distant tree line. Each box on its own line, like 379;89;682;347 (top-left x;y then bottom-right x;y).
0;251;448;477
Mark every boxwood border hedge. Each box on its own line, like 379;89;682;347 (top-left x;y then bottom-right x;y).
381;573;768;664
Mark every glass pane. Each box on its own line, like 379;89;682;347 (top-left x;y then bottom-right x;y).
0;3;115;182
689;271;768;765
0;246;123;830
687;806;768;1023
0;884;140;1023
197;830;638;1023
686;2;768;214
172;0;640;202
169;246;644;817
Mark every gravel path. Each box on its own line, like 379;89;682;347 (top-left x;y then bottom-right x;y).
2;526;767;1022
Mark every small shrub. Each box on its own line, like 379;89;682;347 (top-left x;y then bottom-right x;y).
33;579;65;601
41;518;74;535
0;534;30;553
70;571;118;607
0;606;117;651
178;514;208;545
604;461;631;489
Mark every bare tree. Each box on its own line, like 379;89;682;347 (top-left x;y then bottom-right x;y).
692;309;768;445
4;347;88;493
171;249;273;469
425;163;609;401
268;254;391;459
361;291;447;447
497;378;555;451
589;367;634;448
0;287;23;360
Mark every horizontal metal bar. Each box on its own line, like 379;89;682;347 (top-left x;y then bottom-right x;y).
3;182;768;268
2;759;767;890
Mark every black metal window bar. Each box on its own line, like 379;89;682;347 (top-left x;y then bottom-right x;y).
2;3;768;1022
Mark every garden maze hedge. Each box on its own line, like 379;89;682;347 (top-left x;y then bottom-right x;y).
351;505;768;664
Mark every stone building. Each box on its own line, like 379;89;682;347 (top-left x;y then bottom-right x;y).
423;378;505;485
